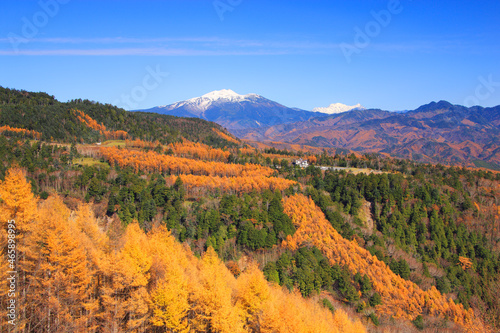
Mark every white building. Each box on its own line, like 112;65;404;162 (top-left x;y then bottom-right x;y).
293;158;309;168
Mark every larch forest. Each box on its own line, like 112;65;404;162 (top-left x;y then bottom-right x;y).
1;86;499;332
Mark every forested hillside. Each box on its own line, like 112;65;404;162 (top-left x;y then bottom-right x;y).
0;86;238;147
0;169;365;332
0;87;499;332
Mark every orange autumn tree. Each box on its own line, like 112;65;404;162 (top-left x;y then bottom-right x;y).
151;263;191;332
126;138;160;149
149;227;192;332
0;125;42;139
172;174;297;195
257;286;365;333
0;168;38;330
168;140;231;162
26;196;96;332
239;147;257;156
0;170;97;332
120;223;152;330
97;223;152;332
127;138;231;162
101;146;273;177
212;128;240;145
0;168;37;226
0;169;366;332
306;155;317;164
459;256;473;270
74;109;107;132
73;109;128;140
236;263;270;327
191;247;246;332
282;194;486;332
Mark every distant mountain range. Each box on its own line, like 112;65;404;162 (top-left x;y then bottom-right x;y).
237;101;500;167
138;91;500;168
137;89;323;130
138;89;367;129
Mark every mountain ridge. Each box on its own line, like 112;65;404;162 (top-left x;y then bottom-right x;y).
137;89;321;130
236;101;500;167
138;91;499;168
0;86;239;147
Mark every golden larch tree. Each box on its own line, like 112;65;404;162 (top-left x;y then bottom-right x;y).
191;247;246;333
236;263;270;330
150;261;191;333
0;168;38;331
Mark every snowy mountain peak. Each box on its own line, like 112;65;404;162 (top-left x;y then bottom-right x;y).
159;89;263;117
139;90;326;130
313;103;365;114
201;89;242;100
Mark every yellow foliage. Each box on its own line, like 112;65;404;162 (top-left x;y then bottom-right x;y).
236;263;270;327
459;256;473;270
282;194;486;332
332;309;366;333
23;196;95;331
258;288;365;333
101;146;272;177
212;128;240;144
72;203;109;268
191;247;246;332
175;174;297;194
120;223;152;287
169;139;231;162
0;167;37;226
0;125;42;139
73;109;128;139
0;169;368;332
149;227;192;332
124;287;151;331
151;262;191;332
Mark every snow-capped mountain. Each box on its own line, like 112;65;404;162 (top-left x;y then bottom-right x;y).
157;89;262;118
312;103;365;114
138;89;319;130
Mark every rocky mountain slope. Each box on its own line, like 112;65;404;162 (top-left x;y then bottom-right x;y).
235;101;500;167
137;89;320;130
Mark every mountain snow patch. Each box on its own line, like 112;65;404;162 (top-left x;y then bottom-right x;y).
313;103;365;114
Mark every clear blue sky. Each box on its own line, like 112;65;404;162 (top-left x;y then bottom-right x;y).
1;0;499;111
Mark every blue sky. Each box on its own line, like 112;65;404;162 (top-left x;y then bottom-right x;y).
1;0;499;111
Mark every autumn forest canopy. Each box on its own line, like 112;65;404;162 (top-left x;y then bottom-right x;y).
1;86;500;332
